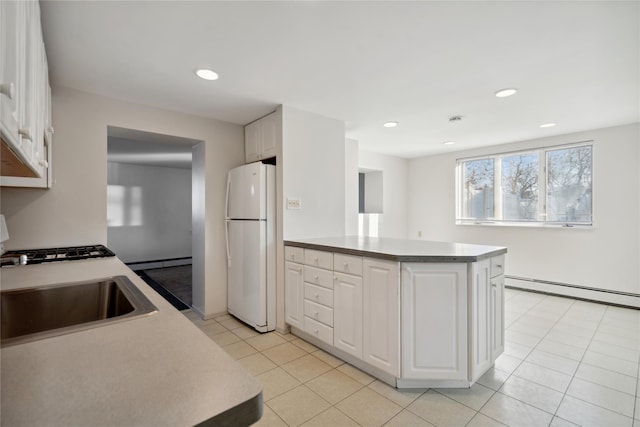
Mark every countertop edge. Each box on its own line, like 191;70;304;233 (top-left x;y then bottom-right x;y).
0;258;264;427
284;239;507;262
197;391;263;427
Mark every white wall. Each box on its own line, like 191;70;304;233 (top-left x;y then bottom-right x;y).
273;106;345;332
345;138;359;236
408;123;640;297
106;162;192;263
0;87;245;318
281;106;346;239
359;150;409;238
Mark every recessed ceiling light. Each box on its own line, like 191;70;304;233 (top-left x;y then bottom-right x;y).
495;88;517;98
383;121;398;128
539;122;557;128
196;68;219;80
443;141;456;145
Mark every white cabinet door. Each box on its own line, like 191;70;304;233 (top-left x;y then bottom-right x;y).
244;120;260;163
363;258;399;376
1;0;34;168
0;0;51;185
260;112;277;159
401;263;467;380
470;259;492;382
17;0;35;166
244;112;277;164
285;261;304;330
0;0;20;146
491;274;505;361
333;271;363;359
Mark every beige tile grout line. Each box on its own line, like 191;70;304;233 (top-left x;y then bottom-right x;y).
190;314;426;426
474;292;579;426
473;292;640;427
182;292;639;427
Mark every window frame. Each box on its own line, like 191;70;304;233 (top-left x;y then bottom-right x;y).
455;141;593;228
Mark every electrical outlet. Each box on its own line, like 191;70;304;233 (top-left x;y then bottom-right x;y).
287;198;301;210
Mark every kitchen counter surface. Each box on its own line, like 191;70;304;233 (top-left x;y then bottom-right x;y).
285;236;507;262
0;258;262;427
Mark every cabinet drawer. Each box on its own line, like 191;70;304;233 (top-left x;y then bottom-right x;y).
304;300;334;327
304;316;333;346
304;249;333;270
491;256;505;278
304;265;334;289
334;253;363;276
285;246;304;263
304;282;334;308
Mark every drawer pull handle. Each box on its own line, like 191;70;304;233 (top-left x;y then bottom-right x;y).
314;275;319;281
18;128;32;141
314;329;319;335
314;311;319;318
291;254;295;260
496;264;503;268
0;82;15;100
315;294;319;300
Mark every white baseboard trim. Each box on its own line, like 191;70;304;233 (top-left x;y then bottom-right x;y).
506;276;640;309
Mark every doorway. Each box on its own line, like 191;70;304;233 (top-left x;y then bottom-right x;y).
106;126;201;310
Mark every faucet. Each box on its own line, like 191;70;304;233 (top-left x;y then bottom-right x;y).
1;254;27;266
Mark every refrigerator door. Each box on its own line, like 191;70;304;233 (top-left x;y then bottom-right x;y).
226;162;266;220
227;219;267;328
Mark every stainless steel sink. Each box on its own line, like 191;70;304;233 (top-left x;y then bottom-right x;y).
1;275;158;347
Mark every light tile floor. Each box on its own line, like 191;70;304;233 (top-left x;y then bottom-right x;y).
182;289;640;426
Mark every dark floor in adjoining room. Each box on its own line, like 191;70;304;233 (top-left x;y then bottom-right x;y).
136;265;192;310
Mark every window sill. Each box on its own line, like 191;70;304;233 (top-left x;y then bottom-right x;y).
456;221;593;229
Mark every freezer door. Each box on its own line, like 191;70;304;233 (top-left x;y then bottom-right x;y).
227;220;267;328
226;162;266;220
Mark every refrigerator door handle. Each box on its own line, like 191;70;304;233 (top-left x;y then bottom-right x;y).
224;172;231;220
225;219;232;268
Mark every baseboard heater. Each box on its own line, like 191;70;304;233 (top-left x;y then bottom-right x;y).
126;257;192;271
506;275;640;309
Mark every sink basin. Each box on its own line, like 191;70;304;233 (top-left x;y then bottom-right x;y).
1;275;158;347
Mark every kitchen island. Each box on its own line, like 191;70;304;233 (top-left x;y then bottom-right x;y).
0;257;262;426
284;236;507;388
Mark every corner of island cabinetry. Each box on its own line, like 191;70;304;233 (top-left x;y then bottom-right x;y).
283;236;507;389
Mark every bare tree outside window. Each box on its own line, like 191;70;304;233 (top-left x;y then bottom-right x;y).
546;146;592;223
501;153;538;221
462;158;494;220
457;143;592;226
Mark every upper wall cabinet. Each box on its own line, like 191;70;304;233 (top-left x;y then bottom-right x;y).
0;0;53;188
245;112;277;163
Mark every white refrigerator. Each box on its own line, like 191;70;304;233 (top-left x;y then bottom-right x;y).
225;162;276;332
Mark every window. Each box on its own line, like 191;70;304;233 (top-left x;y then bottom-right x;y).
456;143;592;227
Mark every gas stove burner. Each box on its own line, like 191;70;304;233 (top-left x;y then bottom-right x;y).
1;245;116;266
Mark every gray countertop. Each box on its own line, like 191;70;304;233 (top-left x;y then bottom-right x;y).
284;236;507;262
0;258;262;427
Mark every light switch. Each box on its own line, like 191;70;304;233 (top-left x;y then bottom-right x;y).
287;198;301;210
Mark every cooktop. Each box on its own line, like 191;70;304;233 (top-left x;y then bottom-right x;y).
1;244;116;266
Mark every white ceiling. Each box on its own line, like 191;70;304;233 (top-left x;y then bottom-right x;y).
41;1;639;160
